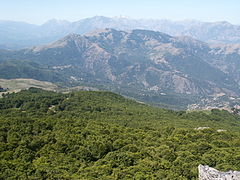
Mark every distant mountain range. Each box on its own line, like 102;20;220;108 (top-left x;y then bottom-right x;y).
1;28;240;109
1;16;240;49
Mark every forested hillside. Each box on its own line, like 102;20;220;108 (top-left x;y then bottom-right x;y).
0;60;65;83
0;88;240;179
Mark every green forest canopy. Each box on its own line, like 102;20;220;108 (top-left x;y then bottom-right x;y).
0;88;240;179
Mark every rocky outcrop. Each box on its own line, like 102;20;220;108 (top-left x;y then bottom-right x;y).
198;164;240;180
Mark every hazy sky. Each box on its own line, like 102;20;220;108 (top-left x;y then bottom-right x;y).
0;0;239;24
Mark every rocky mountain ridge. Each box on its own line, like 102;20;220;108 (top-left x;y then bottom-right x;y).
1;16;240;49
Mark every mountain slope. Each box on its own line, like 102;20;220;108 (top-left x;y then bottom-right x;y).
0;78;58;94
1;29;240;109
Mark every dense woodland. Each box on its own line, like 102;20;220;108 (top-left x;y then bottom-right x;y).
0;88;240;179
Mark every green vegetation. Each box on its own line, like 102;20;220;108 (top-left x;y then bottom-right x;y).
0;88;240;179
0;60;65;83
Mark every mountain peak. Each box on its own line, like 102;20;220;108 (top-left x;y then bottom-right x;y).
42;19;70;27
78;16;114;24
130;29;173;43
85;28;125;37
132;29;171;37
30;33;84;52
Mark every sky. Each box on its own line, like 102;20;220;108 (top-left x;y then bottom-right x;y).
0;0;239;25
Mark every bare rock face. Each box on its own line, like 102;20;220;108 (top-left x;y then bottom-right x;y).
198;164;240;180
